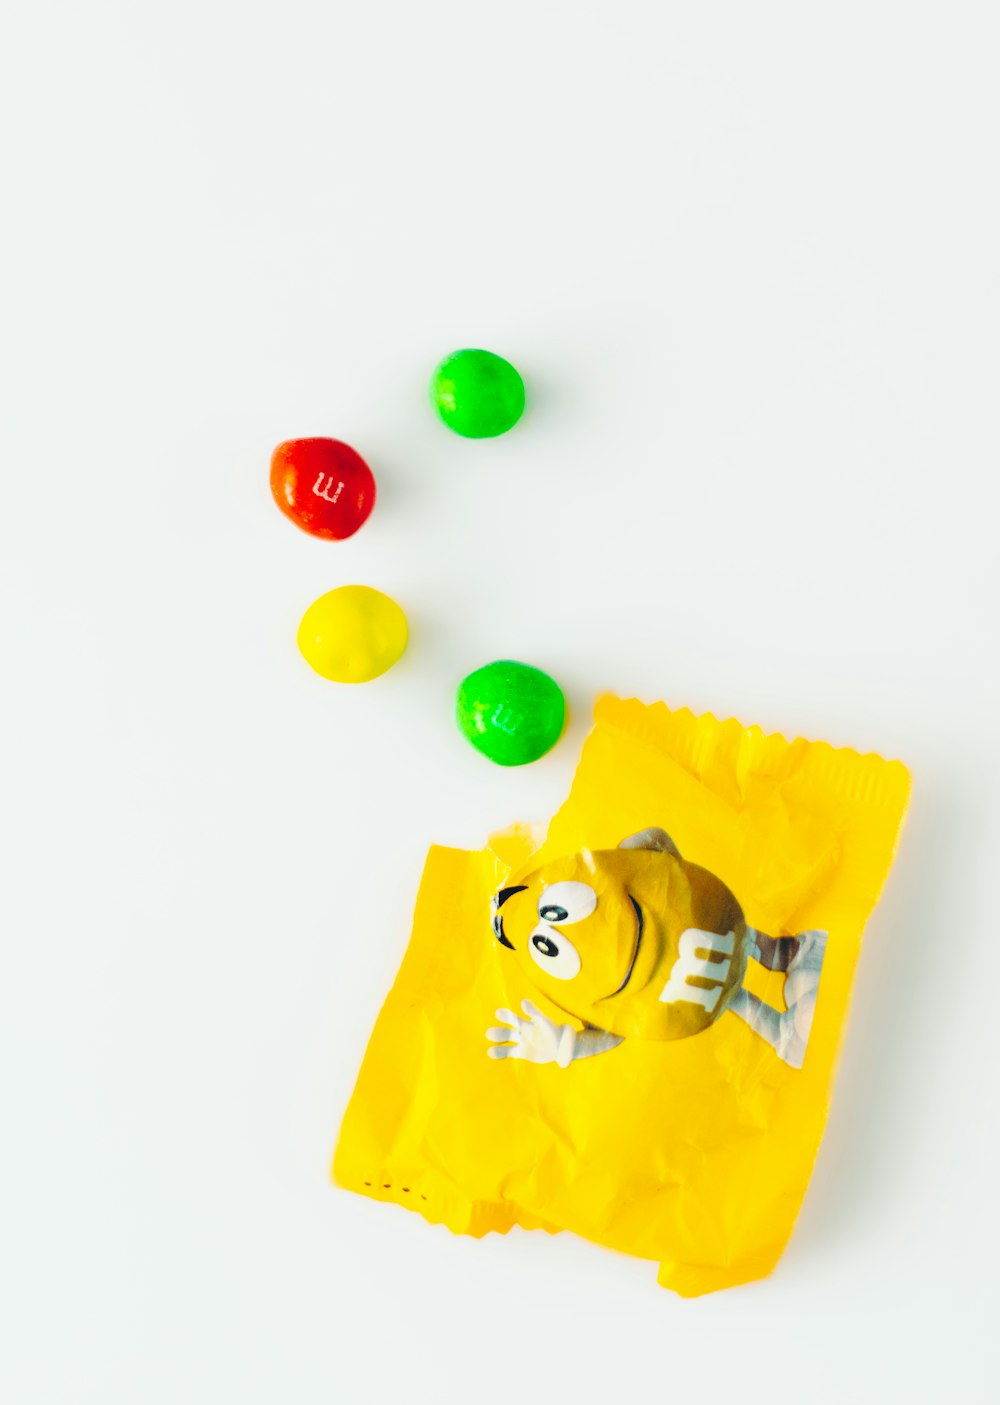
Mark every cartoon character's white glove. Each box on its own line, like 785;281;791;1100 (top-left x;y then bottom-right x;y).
486;1000;577;1067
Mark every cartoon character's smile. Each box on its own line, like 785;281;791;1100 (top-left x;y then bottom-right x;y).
487;827;828;1069
608;895;643;996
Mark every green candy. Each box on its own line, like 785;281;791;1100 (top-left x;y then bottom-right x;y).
456;660;565;766
430;349;525;438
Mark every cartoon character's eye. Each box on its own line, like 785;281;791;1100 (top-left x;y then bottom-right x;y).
528;925;582;980
537;881;597;925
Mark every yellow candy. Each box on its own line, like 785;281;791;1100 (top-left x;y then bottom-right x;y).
297;586;407;683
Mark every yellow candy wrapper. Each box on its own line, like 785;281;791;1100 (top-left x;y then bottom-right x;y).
333;697;911;1295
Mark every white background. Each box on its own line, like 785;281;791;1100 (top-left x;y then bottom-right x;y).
2;2;998;1401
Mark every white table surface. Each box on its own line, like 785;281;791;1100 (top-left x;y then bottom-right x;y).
3;3;998;1401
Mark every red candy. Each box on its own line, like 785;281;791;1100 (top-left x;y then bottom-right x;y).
270;438;376;541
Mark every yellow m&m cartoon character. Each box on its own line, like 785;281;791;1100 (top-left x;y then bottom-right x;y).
488;828;826;1070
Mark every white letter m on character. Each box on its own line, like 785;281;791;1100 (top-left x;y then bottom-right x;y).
659;929;736;1014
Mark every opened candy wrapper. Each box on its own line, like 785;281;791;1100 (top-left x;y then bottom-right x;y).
333;697;911;1295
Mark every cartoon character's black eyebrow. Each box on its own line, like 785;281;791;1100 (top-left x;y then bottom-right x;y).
496;885;528;908
492;885;527;950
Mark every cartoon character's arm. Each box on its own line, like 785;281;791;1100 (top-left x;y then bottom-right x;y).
619;826;680;857
486;1000;624;1067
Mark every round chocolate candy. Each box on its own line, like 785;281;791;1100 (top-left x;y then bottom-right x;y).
298;586;407;683
430;349;525;438
271;438;375;540
456;660;565;765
